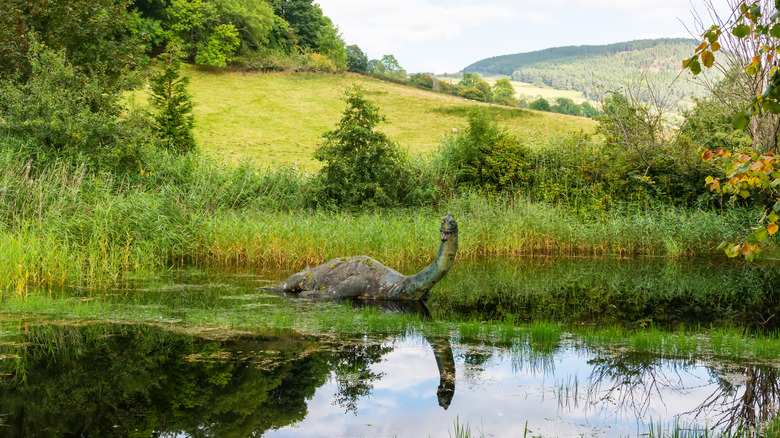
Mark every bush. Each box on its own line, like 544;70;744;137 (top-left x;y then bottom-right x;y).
313;85;410;208
458;87;486;101
529;98;551;112
0;43;154;173
439;111;531;191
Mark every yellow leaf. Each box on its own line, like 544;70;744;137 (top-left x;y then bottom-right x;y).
742;242;753;254
769;222;779;235
696;41;708;52
712;41;721;52
702;51;714;68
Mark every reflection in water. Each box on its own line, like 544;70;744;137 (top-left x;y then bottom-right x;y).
0;320;779;436
348;299;457;409
696;363;780;433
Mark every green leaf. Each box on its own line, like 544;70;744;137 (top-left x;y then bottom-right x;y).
732;111;751;130
751;5;762;17
733;23;752;38
773;199;780;212
740;189;751;198
771;23;780;38
768;211;779;223
690;59;702;75
751;227;769;243
716;241;730;251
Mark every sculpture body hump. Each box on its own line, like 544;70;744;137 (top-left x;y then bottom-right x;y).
267;214;458;301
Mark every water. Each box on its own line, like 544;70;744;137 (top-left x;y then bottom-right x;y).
0;258;779;437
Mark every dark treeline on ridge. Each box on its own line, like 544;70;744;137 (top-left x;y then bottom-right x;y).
463;38;703;104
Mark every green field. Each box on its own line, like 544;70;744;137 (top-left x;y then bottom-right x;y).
480;75;590;103
183;68;597;169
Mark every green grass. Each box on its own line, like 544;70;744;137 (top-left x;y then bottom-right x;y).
480;75;590;103
181;68;596;168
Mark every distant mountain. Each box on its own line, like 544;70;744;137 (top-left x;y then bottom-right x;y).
463;38;702;103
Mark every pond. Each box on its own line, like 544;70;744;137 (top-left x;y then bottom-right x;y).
1;257;779;437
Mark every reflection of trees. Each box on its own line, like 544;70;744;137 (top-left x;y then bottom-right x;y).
586;351;780;434
0;323;331;437
586;352;696;419
330;342;392;414
692;364;780;433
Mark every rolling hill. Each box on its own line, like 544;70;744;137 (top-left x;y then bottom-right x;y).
462;38;703;105
182;68;596;169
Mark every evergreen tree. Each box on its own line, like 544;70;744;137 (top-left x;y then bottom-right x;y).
148;44;196;154
313;85;408;207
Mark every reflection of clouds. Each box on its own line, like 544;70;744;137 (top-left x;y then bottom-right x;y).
265;338;772;438
371;341;439;392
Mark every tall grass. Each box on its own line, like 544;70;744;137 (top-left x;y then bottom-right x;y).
0;136;763;290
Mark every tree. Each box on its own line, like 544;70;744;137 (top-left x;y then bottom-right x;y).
529;98;551;112
581;101;600;118
0;42;151;172
380;54;406;80
0;0;144;89
684;0;780;259
313;85;409;207
686;0;780;154
459;72;480;88
492;78;516;103
551;98;583;116
345;45;368;73
410;73;434;90
148;43;196;154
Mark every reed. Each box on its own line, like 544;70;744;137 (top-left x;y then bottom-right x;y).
0;141;765;292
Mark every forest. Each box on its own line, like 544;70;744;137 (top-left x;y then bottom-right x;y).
464;38;707;107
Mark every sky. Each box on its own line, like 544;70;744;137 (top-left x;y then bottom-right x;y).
316;0;734;74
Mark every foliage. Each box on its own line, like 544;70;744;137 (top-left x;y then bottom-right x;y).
0;43;152;173
464;38;702;105
551;98;583;116
680;94;752;151
313;85;410;207
410;73;434;90
684;0;780;258
345;45;368;73
440;111;531;191
195;23;241;67
148;44;196;154
492;78;515;103
580;101;599;118
0;0;144;88
458;88;486;102
379;55;407;80
529;98;551;112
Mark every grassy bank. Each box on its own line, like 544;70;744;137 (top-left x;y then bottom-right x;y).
0;154;755;291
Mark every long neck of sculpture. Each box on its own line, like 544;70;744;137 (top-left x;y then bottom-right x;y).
406;233;458;294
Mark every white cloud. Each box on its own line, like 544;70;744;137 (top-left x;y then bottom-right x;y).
318;0;516;54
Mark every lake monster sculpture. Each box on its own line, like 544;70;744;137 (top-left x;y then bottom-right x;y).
263;214;458;300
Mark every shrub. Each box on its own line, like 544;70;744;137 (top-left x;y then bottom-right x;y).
313;85;410;208
529;98;551;112
440;111;531;191
148;44;196;154
458;87;486;102
0;43;153;173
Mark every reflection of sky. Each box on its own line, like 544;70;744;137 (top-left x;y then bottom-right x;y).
264;337;741;438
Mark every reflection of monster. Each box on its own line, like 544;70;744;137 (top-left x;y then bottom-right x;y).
350;299;457;409
263;214;458;300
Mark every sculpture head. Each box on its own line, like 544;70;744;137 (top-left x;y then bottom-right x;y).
440;213;458;242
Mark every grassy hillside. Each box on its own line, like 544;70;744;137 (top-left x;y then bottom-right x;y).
183;68;597;169
463;38;703;106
